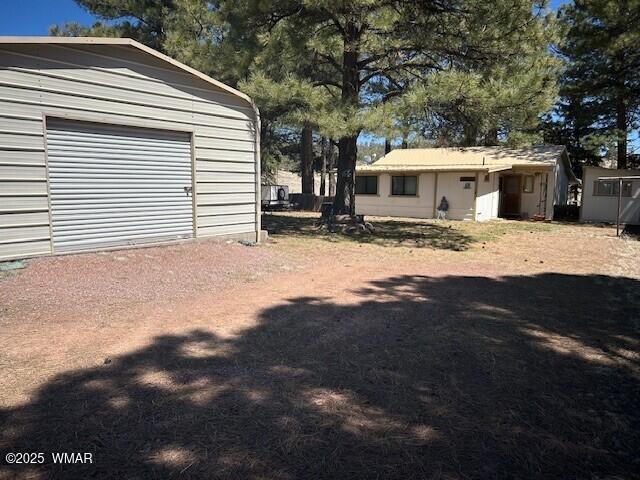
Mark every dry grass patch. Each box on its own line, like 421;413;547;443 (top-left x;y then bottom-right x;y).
263;211;557;251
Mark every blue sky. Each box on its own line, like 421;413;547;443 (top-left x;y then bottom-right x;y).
1;0;568;36
0;0;96;35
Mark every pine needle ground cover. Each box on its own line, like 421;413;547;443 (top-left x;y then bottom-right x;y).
1;216;638;479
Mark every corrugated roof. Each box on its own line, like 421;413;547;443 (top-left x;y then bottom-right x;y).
0;36;254;107
357;164;512;173
358;146;567;171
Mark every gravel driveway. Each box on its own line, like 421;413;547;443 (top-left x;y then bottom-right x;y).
1;216;639;479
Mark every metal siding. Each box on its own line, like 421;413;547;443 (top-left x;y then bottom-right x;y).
0;196;49;212
47;119;194;253
196;160;256;173
0;211;50;227
198;222;258;237
0;148;45;165
0;98;252;132
0;43;258;260
198;213;256;228
0;116;43;132
0;68;253;122
1;45;252;110
0;164;47;180
195;148;255;163
197;171;255;183
197;193;256;206
0;240;51;260
0;225;50;243
198;203;255;216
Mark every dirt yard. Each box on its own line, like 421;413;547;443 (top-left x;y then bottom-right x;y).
1;213;639;479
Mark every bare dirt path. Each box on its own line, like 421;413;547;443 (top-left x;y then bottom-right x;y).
1;217;639;479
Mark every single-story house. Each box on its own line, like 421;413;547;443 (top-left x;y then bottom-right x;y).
0;36;260;261
355;146;577;221
580;166;640;225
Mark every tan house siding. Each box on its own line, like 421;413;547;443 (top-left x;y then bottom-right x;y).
580;166;640;224
355;173;437;218
356;171;485;221
0;42;258;260
434;172;476;220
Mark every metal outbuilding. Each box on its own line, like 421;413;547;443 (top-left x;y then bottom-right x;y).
0;36;260;261
580;166;640;230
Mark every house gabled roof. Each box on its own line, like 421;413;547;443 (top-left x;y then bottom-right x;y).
0;36;256;111
358;146;576;181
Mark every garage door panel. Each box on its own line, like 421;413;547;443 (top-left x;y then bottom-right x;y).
52;220;194;236
49;162;192;173
51;204;190;216
47;119;194;253
53;230;193;252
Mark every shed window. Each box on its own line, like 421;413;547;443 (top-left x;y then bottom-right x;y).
594;180;632;197
523;175;534;193
355;176;378;195
391;176;417;196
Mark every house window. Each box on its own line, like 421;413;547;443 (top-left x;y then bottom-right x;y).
594;180;632;197
355;175;378;195
391;175;417;196
523;175;534;193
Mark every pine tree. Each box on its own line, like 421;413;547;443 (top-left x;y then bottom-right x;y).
53;0;565;212
557;0;640;169
217;0;564;214
50;0;175;51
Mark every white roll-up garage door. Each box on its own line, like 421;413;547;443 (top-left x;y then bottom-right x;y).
46;119;194;253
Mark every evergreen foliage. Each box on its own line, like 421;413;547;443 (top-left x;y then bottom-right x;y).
549;0;640;169
51;0;636;206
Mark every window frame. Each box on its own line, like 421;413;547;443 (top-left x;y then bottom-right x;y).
391;175;418;196
523;175;535;194
355;175;379;195
593;179;632;197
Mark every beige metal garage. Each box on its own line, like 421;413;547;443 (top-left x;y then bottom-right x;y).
0;37;260;261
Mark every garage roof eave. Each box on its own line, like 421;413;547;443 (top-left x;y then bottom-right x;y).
0;36;258;115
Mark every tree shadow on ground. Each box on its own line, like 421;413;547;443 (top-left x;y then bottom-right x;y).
1;273;639;479
263;213;474;250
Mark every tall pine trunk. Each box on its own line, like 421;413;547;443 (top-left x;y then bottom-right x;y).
384;138;391;154
301;124;314;194
333;20;360;215
463;124;478;146
484;128;498;146
401;133;408;149
616;93;627;169
335;135;358;215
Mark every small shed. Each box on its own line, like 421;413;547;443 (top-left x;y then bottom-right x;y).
355;146;576;221
0;37;260;261
580;166;640;225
